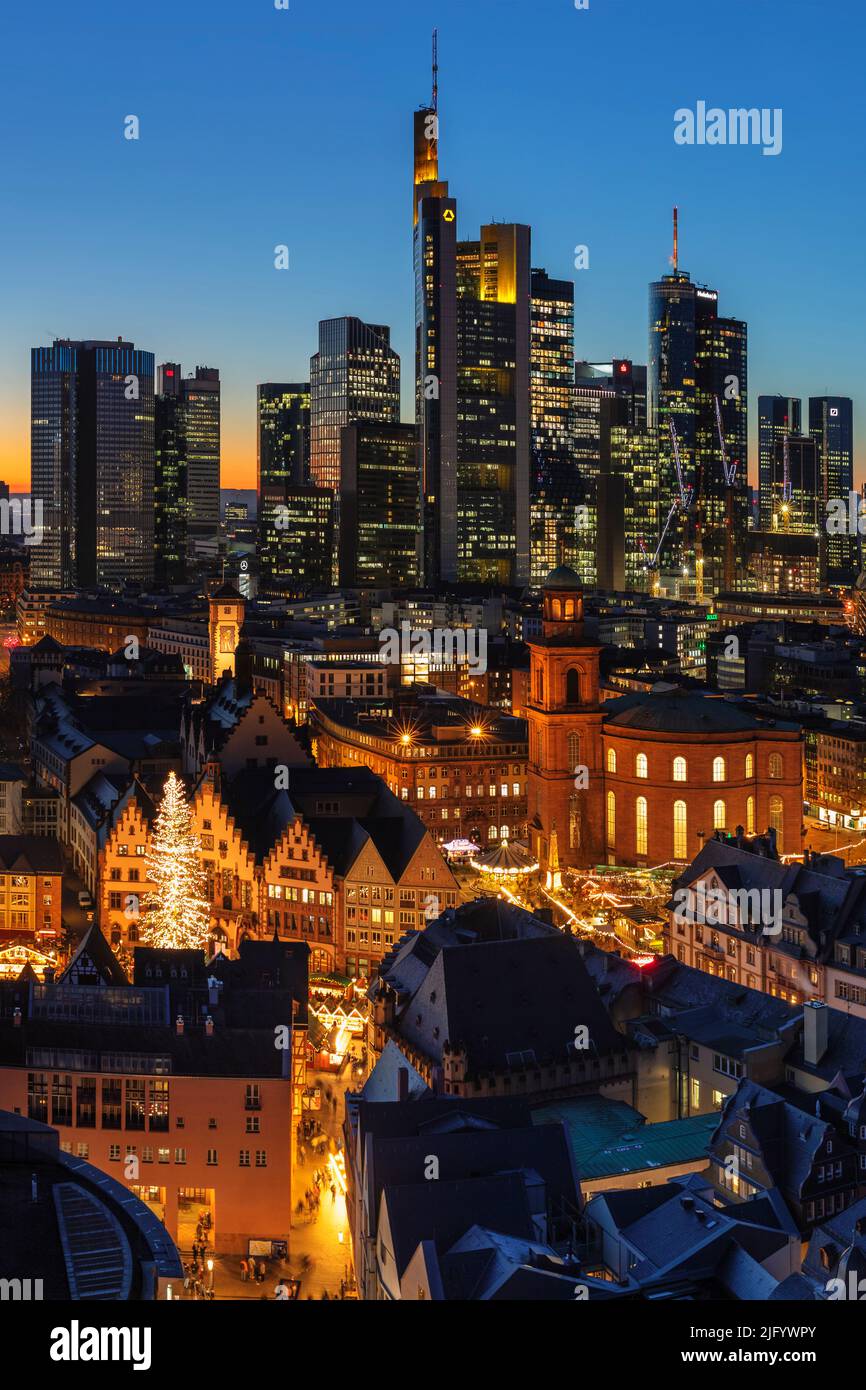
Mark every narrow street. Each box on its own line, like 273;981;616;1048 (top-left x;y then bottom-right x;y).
203;1067;360;1302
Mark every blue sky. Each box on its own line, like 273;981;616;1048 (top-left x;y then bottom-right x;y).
1;0;863;487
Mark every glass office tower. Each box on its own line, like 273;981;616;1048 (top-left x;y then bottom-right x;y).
339;421;421;588
31;338;155;590
530;269;582;586
758;396;801;531
648;270;748;597
810;395;855;583
257;383;310;588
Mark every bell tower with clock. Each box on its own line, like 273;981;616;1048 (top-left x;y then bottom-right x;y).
525;566;605;877
209;581;245;684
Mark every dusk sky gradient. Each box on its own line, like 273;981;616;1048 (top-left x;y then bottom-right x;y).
1;0;864;491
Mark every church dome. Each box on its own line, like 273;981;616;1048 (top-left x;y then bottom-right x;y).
543;564;582;591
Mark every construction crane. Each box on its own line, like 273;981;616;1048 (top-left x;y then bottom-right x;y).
643;420;694;597
714;394;740;592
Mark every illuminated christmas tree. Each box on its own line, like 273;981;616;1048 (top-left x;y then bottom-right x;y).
141;771;211;950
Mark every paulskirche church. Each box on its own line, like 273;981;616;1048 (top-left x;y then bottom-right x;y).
525;566;803;883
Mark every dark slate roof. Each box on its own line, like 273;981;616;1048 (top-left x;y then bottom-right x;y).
0;836;64;874
389;928;625;1073
367;1121;580;1219
603;688;797;734
382;1173;534;1278
210;582;243;601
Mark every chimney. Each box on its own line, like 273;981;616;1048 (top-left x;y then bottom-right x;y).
176;1015;184;1036
803;1000;829;1066
205;1016;214;1037
397;1066;409;1102
12;1007;21;1027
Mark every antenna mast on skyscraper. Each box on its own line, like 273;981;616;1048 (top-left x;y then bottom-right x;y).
432;29;438;112
672;206;679;272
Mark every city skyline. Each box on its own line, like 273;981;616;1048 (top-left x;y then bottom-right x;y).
2;0;865;492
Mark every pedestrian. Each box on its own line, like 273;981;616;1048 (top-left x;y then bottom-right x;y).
183;1263;191;1295
330;1183;336;1203
240;1258;248;1283
274;1279;289;1301
258;1260;266;1284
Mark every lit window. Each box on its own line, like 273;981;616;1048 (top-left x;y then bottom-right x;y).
745;753;754;779
713;757;726;783
635;797;647;855
746;795;755;836
769;754;783;779
635;753;648;779
606;791;616;847
673;801;687;858
713;799;726;831
673;757;687;783
607;748;616;774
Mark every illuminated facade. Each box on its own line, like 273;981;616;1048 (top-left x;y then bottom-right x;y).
758;395;801;531
309;317;400;495
338;422;421;588
530;269;583;586
208;582;245;683
256;383;310;587
810;395;855;584
648;271;749;596
527;567;803;876
31;339;155;590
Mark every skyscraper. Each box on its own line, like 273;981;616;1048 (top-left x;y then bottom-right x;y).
413;44;531;588
257;383;310;588
309;319;400;496
758;396;801;531
31;338;155;590
455;223;531;585
154;364;221;584
154;363;186;586
530;270;582;586
339;422;421;588
810;396;855;583
182;367;221;568
648;223;748;598
573;361;650;590
310;318;400;579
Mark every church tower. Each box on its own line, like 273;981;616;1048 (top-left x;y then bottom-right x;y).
526;565;604;878
208;581;245;684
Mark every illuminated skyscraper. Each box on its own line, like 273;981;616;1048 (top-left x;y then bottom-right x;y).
154;364;221;584
530;270;583;586
413;41;529;586
810;395;855;583
257;383;310;588
154;363;186;585
648;224;748;597
455;223;531;585
182;367;221;568
339;422;421;587
31;338;155;590
758;396;801;531
309;319;400;497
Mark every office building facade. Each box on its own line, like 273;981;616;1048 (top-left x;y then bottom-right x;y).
339;422;421;588
31;339;155;590
256;383;310;588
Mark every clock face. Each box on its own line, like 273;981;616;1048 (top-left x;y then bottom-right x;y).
219;626;236;654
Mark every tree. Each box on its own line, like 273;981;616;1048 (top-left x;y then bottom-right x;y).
141;772;211;950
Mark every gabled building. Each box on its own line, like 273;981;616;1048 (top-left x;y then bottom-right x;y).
707;1078;860;1235
665;834;866;1011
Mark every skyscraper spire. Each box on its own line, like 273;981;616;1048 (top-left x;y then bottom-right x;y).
672;205;678;273
432;28;438;112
